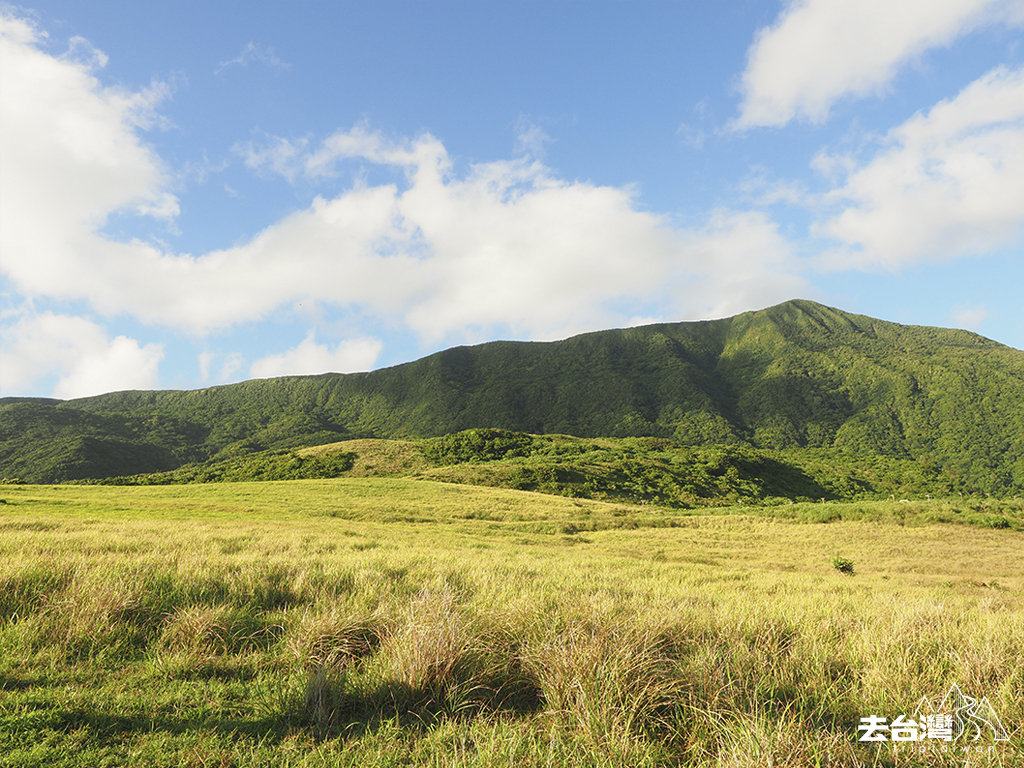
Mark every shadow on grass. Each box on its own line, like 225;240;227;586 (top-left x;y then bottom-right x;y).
22;708;297;746
297;662;545;741
14;667;544;750
0;673;44;692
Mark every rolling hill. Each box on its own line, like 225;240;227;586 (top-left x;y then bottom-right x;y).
2;300;1022;493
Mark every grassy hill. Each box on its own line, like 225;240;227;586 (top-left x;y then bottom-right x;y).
3;300;1023;494
85;430;1021;519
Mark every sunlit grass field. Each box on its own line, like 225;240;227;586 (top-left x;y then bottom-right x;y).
1;480;1021;767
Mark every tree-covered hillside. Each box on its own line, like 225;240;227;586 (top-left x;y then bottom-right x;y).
2;300;1022;493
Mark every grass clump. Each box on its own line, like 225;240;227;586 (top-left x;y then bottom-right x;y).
525;615;684;761
379;587;537;719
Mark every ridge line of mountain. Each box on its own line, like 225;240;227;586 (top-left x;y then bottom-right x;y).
2;299;1022;491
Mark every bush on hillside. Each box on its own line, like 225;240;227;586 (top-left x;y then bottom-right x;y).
422;429;535;466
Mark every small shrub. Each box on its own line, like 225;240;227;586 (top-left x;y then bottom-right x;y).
830;556;855;575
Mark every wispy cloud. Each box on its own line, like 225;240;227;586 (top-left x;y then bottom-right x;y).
513;116;553;159
233;133;308;182
215;41;290;74
61;35;108;71
951;304;991;330
198;351;244;384
677;98;715;150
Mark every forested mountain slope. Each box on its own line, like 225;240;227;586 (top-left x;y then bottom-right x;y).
2;300;1022;491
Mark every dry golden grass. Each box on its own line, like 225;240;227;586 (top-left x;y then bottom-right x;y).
0;479;1021;767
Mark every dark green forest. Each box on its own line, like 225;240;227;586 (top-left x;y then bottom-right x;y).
3;300;1023;497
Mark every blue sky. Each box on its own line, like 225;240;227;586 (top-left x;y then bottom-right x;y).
1;1;1022;399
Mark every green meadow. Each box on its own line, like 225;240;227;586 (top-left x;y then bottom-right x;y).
1;480;1021;767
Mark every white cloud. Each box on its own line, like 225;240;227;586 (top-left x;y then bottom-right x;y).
54;334;164;399
815;66;1024;268
0;312;163;399
0;12;809;393
198;350;245;384
62;35;108;71
0;21;809;340
250;333;383;378
673;211;809;321
220;353;244;382
233;130;808;343
198;351;216;382
733;0;1023;129
677;98;714;150
0;12;178;307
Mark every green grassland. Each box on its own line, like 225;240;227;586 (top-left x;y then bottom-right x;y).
1;480;1021;767
91;430;1024;525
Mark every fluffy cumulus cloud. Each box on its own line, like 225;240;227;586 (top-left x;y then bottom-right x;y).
815;66;1024;268
172;129;806;340
0;10;811;396
0;12;808;349
157;128;807;341
250;334;383;378
0;13;178;305
733;0;1023;129
0;312;163;399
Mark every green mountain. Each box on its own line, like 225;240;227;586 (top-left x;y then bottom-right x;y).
2;300;1022;493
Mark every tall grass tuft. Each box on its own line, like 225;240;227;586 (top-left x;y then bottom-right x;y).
378;587;536;718
285;602;381;669
525;614;685;761
17;572;147;660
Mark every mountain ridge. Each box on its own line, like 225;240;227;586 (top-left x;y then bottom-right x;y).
2;299;1022;491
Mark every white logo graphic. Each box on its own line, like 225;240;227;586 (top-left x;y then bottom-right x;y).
858;684;1009;743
